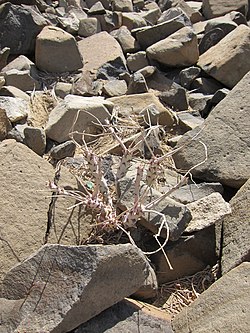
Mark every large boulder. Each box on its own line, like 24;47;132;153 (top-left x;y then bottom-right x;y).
0;243;152;333
172;262;250;333
198;25;250;88
45;95;113;143
35;26;83;73
221;177;250;274
146;27;199;67
173;71;250;189
0;2;47;55
202;0;249;19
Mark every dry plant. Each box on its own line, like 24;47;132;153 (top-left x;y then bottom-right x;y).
47;109;208;270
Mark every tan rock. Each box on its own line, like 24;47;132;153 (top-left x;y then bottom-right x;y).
202;0;248;19
0;108;12;141
35;26;83;73
147;27;199;67
198;25;250;88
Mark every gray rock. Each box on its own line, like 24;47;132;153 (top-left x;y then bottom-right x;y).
23;126;46;156
111;0;133;12
188;92;213;113
160;84;189;111
0;96;30;122
45;95;112;143
50;140;76;160
78;17;101;37
122;12;147;30
0;86;30;101
190;77;224;95
127;72;148;94
173;71;250;189
199;27;225;54
0;47;10;71
110;26;139;54
0;2;47;55
202;0;248;19
177;112;204;132
198;25;250;88
146;27;199;67
102;79;127;97
54;82;72;99
6;124;27;143
204;16;238;35
179;66;201;89
72;298;173;333
0;108;12;141
36;26;83;73
140;5;162;25
172;262;250;333
88;1;106;15
221;177;250;275
126;51;149;72
0;243;152;333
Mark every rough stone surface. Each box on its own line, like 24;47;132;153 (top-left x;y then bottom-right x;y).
0;108;12;141
173;71;250;189
45;95;112;143
202;0;249;19
198;25;250;88
23;126;46;156
146;27;199;67
108;93;174;127
0;243;152;333
50;140;76;160
103;79;127;97
36;26;83;73
72;298;173;333
172;262;250;333
0;96;30;122
221;177;250;274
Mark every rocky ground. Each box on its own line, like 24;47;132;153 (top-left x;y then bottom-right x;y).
0;0;250;332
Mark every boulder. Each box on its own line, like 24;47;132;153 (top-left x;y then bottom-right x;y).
0;2;47;55
45;95;112;143
0;96;30;122
0;243;152;333
78;17;101;37
110;26;139;54
108;92;175;127
202;0;248;19
173;71;250;189
72;298;173;333
146;27;199;67
35;26;83;73
172;262;250;333
221;177;250;274
198;25;250;88
0;108;12;141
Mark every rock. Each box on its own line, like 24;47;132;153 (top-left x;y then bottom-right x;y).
198;25;250;88
0;2;47;55
0;108;12;141
0;86;30;101
199;27;225;54
0;47;10;71
204;16;238;35
152;225;217;283
85;0;110;9
78;17;101;37
159;83;189;111
227;10;248;25
111;0;133;12
146;27;199;67
202;0;249;19
78;31;127;77
170;182;224;204
45;95;112;143
140;5;162;26
6;124;27;142
135;9;191;50
103;79;127;97
0;76;5;90
117;177;192;241
126;51;149;72
88;1;106;15
177;112;204;132
110;26;139;54
171;0;204;23
221;177;250;275
185;192;231;233
173;71;250;189
179;66;201;89
172;262;250;333
108;92;175;127
54;82;72;99
36;26;83;73
0;96;30;122
188;92;213;113
72;299;173;333
0;243;152;333
122;12;147;30
50;140;76;160
127;72;148;94
0;140;82;282
190;77;224;95
23;126;46;156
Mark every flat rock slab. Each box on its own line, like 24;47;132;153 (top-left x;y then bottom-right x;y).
0;244;151;333
172;262;250;333
173;71;250;189
72;298;173;333
198;25;250;88
221;177;250;275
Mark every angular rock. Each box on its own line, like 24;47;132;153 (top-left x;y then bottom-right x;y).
172;262;250;333
36;26;83;73
204;16;238;35
0;243;152;333
0;2;47;55
173;71;250;189
199;27;225;54
202;0;248;19
88;1;106;15
190;77;224;95
110;26;139;54
179;66;201;89
78;17;101;37
122;12;147;30
127;72;148;94
54;82;72;99
126;51;149;72
140;6;162;25
0;47;10;71
50;140;76;160
159;84;189;111
147;27;199;67
108;92;175;127
3;69;41;92
188;92;213;113
171;0;203;23
78;31;127;77
177;112;204;132
0;108;12;141
0;96;30;122
45;95;112;143
0;86;30;101
72;299;173;333
221;177;250;275
23;126;46;156
198;25;250;88
135;10;191;50
111;0;133;12
103;79;127;97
